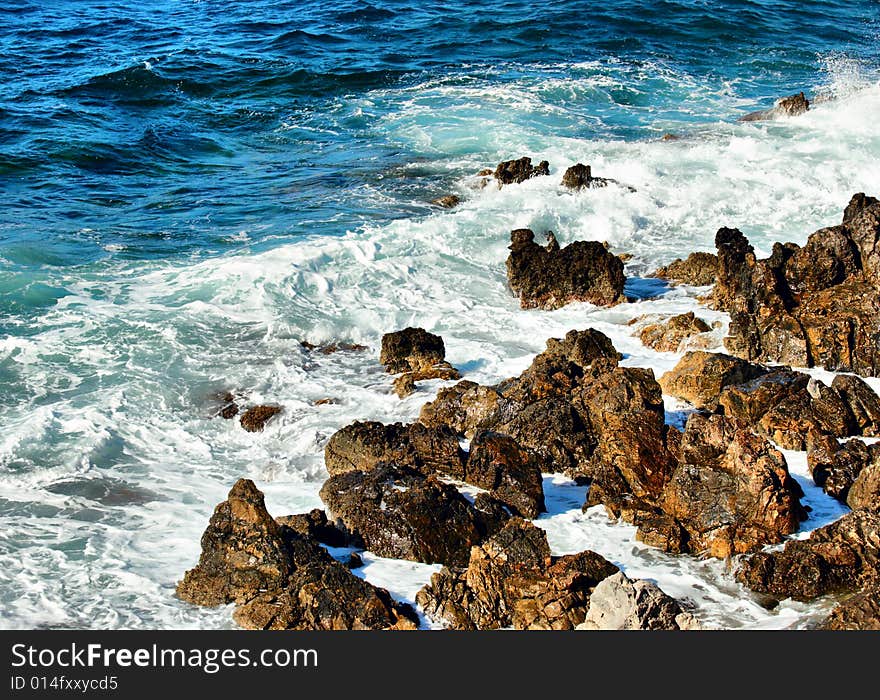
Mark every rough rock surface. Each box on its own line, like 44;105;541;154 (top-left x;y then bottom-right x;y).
416;519;618;630
239;405;282;432
576;572;700;630
465;431;546;518
737;509;880;601
324;421;465;479
650;252;718;286
494;157;550;185
561;163;625;190
638;312;712;352
711;197;880;377
275;508;349;548
821;580;880;630
506;229;626;309
739;91;810;121
659;351;769;410
319;464;508;567
380;327;459;377
393;373;416;398
431;195;460;208
177;479;417;630
808;436;880;508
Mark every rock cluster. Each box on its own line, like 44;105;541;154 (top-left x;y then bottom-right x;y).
493;157;550;186
380;327;461;397
506;229;626;309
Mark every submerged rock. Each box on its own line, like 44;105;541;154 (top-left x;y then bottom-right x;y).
393;373;416;398
493;156;550;185
300;340;369;354
431;195;461;208
651;252;719;286
577;572;700;630
638;312;712;352
739;91;810;122
319;464;508;567
176;479;416;630
506;229;626;309
239;405;282;432
416;519;618;630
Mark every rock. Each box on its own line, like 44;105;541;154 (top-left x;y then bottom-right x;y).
843;193;879;225
177;479;417;630
319;464;508;567
276;508;349;548
301;341;368;354
821;580;880;630
477;168;493;177
650;252;719;286
849;454;880;511
577;572;700;630
239;405;282;432
347;552;364;569
393;373;416;398
419;380;503;439
416;519;618;630
314;398;336;406
659;351;769;410
781;227;859;296
561;163;621;190
324;421;466;479
380;327;454;375
465;432;546;518
739;91;810;121
493;157;550;185
737;509;880;601
807;436;874;503
506;229;626;309
431;195;460;208
832;374;880;436
210;391;240;419
638;312;712;352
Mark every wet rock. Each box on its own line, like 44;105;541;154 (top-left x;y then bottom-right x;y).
380;327;454;375
177;479;417;630
239;405;282;432
659;351;769;410
276;508;349;548
737;509;880;601
493;157;550;186
319;464;508;567
212;391;239;419
650;252;719;286
807;435;872;502
821;580;880;630
393;373;416;398
843;193;879;225
416;519;618;630
347;552;364;570
301;341;368;354
577;572;700;630
465;431;545;518
560;163;626;191
781;227;860;296
849;455;880;512
431;195;461;208
419;381;503;439
740;91;810;121
506;229;626;309
638;312;712;352
324;421;466;479
832;374;880;436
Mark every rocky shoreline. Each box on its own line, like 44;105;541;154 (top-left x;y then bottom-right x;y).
177;152;880;630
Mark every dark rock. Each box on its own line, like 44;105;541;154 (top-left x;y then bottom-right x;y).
347;552;364;569
740;92;810;121
577;572;700;630
416;519;618;630
239;405;282;432
465;432;546;518
843;193;879;225
650;252;719;286
177;479;417;630
319;464;508;567
380;327;452;374
494;157;550;186
638;312;712;352
560;163;629;191
782;227;859;296
756;378;855;450
832;374;880;436
431;195;460;208
807;436;874;502
822;580;880;630
419;381;503;439
659;351;769;410
212;391;239;419
301;341;368;354
324;421;465;479
737;509;880;601
393;373;416;398
506;229;626;309
276;508;350;548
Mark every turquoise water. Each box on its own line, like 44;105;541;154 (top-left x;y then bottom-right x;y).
1;1;879;628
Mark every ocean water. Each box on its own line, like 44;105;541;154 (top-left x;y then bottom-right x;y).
1;0;879;629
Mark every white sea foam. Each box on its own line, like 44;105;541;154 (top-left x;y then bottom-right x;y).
2;65;879;630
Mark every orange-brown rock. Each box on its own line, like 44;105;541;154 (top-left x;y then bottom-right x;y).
638;312;712;352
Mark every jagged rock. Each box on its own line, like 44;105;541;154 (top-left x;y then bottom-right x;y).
416;519;618;630
577;572;700;630
210;391;240;419
465;432;546;518
380;327;459;377
276;508;349;548
650;252;718;286
239;405;282;432
756;378;854;450
319;464;508;567
781;227;860;296
177;479;416;630
832;374;880;436
506;229;626;309
494;157;550;185
324;421;465;479
347;552;364;569
807;435;873;503
843;193;879;225
638;312;712;352
301;340;369;354
560;163;628;191
393;373;416;398
821;580;880;630
737;509;880;601
419;381;503;438
740;91;810;121
849;456;880;511
659;351;769;410
431;195;460;208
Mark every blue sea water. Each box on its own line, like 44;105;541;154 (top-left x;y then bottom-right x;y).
0;1;878;629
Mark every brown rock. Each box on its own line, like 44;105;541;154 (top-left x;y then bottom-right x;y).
650;252;718;286
380;327;454;374
239;405;282;432
301;341;368;354
276;508;349;548
494;157;550;185
393;373;416;398
431;195;460;208
659;351;769;410
506;229;626;309
832;374;880;436
849;452;880;512
419;380;502;438
822;579;880;630
739;92;810;121
843;193;879;225
638;312;712;352
465;431;546;518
